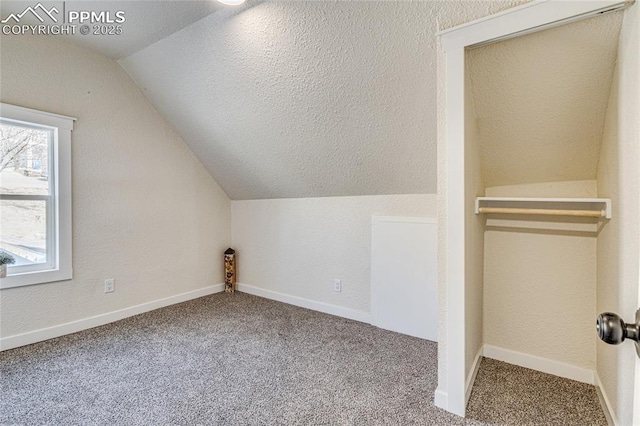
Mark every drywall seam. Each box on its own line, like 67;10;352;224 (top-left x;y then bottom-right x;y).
236;283;371;324
595;371;619;426
483;344;595;384
0;284;225;351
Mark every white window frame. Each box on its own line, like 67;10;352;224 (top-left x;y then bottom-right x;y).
0;103;75;289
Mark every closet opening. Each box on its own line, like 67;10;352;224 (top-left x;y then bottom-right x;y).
460;8;633;425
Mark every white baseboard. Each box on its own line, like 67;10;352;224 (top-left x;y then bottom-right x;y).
434;387;448;410
594;371;618;426
236;283;371;324
465;345;483;404
483;344;594;385
0;284;225;351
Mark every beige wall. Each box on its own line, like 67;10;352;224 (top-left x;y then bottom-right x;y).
464;68;485;379
596;3;640;424
483;181;597;370
231;194;436;313
0;35;231;338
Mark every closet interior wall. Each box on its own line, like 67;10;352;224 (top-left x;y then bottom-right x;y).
482;180;598;370
464;11;627;383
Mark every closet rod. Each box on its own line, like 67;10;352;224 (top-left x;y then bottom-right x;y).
477;207;605;218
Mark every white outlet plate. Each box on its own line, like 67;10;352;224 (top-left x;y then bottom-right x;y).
333;279;341;292
104;278;115;293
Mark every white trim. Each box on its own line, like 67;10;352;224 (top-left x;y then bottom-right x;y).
475;197;612;219
0;102;74;289
436;0;547;36
371;215;437;225
444;45;467;418
434;388;448;409
595;371;619;426
0;103;76;130
465;346;483;404
483;344;594;385
438;0;632;50
236;283;371;324
1;268;73;289
0;284;225;351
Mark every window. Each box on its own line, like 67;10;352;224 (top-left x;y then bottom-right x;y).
0;103;74;289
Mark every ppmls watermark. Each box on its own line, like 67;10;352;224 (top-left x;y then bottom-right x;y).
1;2;126;36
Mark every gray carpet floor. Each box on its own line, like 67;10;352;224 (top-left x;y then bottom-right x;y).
467;358;606;426
1;292;606;425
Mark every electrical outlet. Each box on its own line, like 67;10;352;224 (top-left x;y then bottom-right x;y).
333;279;342;292
104;278;115;293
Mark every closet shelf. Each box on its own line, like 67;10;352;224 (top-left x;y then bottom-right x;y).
475;197;612;219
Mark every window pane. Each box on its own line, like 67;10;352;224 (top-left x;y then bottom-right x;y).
0;199;48;266
0;121;50;196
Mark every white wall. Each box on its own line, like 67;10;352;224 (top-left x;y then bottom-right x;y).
0;35;231;338
371;217;437;341
483;181;598;371
464;68;485;382
231;195;436;314
596;3;640;424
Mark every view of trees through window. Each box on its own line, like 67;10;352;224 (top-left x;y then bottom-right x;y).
0;122;51;267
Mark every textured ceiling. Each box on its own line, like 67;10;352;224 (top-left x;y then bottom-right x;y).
2;0;544;200
121;1;442;199
0;1;225;59
467;12;623;189
119;0;529;200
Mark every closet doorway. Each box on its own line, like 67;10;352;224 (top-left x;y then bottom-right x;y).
436;1;640;423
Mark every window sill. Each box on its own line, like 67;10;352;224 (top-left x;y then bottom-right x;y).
0;268;73;289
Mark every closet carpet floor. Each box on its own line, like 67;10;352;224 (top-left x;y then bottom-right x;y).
1;292;606;425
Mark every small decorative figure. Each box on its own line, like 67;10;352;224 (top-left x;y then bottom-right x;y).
224;248;236;293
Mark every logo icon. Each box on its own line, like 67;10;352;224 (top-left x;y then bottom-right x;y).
1;3;59;24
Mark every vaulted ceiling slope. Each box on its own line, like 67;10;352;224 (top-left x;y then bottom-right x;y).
120;1;527;200
466;12;623;189
120;1;437;199
2;1;531;200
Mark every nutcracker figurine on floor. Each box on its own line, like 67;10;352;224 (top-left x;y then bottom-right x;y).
224;248;236;293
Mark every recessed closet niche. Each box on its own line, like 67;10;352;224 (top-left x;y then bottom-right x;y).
464;8;624;391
